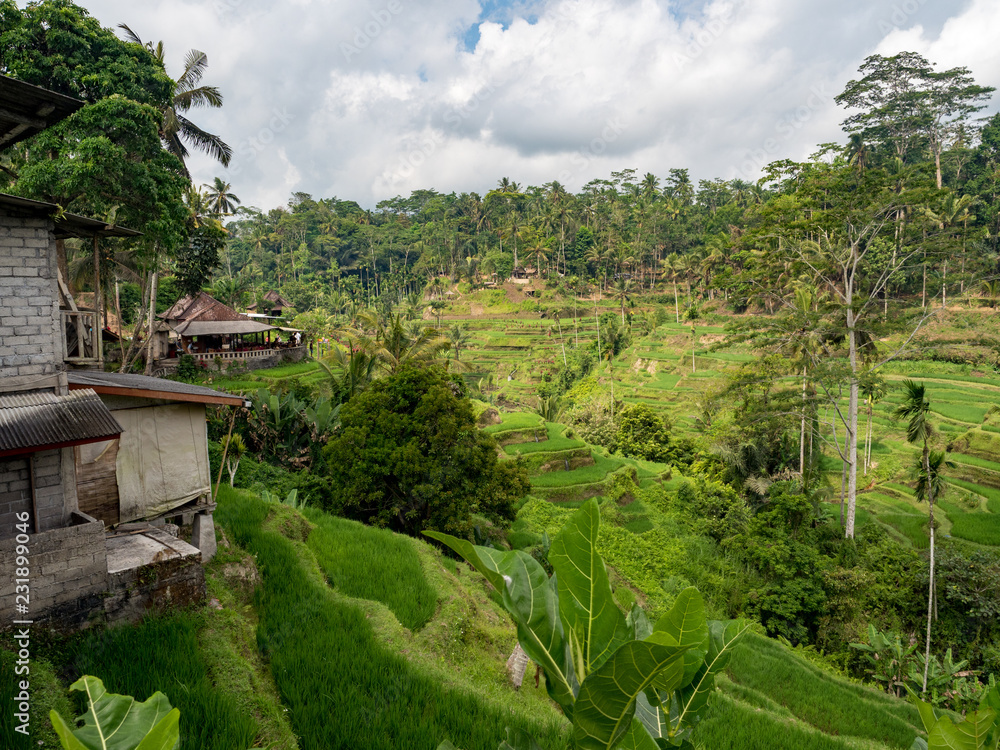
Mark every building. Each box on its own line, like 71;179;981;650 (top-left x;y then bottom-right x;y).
0;75;229;628
154;291;305;373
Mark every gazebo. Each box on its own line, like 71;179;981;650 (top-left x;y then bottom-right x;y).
159;292;280;363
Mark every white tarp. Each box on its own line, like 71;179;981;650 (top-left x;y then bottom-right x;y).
113;403;211;522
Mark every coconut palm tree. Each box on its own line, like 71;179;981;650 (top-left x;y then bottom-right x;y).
893;379;938;694
350;312;449;375
205;177;241;217
447;324;471;361
119;25;232;173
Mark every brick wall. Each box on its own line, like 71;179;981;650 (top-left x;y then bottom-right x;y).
0;206;61;381
0;518;107;626
0;450;73;539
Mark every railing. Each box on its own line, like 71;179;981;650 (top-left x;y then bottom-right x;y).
62;310;100;363
186;346;304;362
188;348;275;362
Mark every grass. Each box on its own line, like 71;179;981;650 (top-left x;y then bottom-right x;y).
483;411;545;434
503;422;586;455
303;509;438;631
946;478;1000;514
530;453;624;488
216;489;568;750
719;632;922;748
254;361;321;379
878;514;929;548
68;615;259;750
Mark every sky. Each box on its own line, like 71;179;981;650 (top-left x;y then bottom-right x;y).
57;0;1000;210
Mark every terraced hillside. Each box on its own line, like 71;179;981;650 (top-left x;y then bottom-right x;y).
210;489;927;750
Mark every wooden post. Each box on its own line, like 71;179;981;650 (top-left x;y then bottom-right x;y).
213;407;237;502
93;235;103;365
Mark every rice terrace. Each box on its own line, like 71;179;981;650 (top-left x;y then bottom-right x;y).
3;2;1000;750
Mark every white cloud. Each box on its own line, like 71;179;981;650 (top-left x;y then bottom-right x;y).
56;0;999;207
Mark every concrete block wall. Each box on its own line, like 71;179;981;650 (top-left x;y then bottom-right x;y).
0;457;30;537
0;519;107;626
0;450;72;539
0;206;61;381
105;555;205;624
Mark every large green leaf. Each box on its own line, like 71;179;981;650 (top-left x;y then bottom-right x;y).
672;620;748;733
627;604;653;641
49;676;180;750
549;498;630;677
572;640;689;750
927;708;997;750
616;719;660;750
424;530;576;712
650;587;710;687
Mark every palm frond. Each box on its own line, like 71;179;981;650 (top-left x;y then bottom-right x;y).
179;49;209;89
177;116;232;166
173;85;224;111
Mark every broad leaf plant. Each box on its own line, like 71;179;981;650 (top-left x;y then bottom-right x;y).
427;498;748;750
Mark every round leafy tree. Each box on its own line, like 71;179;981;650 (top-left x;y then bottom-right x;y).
324;365;529;538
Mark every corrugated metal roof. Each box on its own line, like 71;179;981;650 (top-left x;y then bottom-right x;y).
67;372;244;406
0;388;123;457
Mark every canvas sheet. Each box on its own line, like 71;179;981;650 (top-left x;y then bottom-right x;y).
114;403;210;522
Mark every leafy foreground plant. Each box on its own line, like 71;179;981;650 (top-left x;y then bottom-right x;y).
50;675;179;750
427;498;748;750
910;682;1000;749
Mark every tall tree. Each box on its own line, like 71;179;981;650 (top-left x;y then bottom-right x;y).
893;380;940;694
119;24;233;172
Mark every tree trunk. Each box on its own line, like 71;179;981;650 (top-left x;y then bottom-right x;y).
144;268;158;376
864;402;874;475
921;246;927;309
845;316;860;539
674;282;680;324
922;442;934;693
941;259;947;311
800;366;807;477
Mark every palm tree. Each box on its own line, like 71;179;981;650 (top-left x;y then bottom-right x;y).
119;25;232;172
447;324;471;361
318;343;378;404
660;255;682;324
350;312;449;374
893;380;938;694
683;304;700;374
610;278;634;326
205;177;241;217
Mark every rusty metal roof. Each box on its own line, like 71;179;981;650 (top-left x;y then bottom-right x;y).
67;371;244;407
0;74;83;151
0;388;123;457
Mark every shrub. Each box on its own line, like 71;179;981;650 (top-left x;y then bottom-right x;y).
325;365;529;538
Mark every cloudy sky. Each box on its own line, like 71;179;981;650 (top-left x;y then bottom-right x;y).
62;0;1000;209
